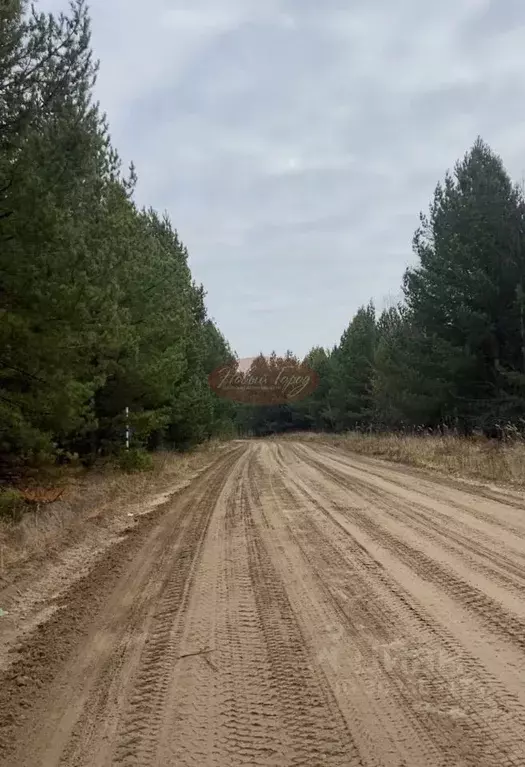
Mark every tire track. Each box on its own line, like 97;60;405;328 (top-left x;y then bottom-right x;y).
296;446;525;596
213;454;290;767
293;446;525;652
112;449;243;766
263;444;525;767
5;439;525;767
155;447;251;767
242;455;363;766
320;445;525;537
250;449;444;767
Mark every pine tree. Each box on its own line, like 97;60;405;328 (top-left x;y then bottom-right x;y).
404;137;525;433
329;302;377;430
0;0;122;459
0;1;240;469
372;306;458;430
295;347;335;431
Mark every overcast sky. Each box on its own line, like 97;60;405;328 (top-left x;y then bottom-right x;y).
40;0;525;357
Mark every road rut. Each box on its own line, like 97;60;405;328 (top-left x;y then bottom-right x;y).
1;440;525;766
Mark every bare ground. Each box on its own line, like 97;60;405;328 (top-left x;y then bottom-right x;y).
1;440;525;766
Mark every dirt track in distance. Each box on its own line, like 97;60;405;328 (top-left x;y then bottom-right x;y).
2;440;525;766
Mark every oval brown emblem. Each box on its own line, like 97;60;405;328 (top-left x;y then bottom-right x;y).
209;356;319;405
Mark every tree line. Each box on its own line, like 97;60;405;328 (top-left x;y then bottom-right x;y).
240;138;525;439
0;0;236;475
3;2;524;476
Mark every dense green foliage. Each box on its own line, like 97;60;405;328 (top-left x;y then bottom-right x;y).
0;0;235;471
3;1;524;466
241;138;525;438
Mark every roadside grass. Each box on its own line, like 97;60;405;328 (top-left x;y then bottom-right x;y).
280;431;525;488
0;440;229;575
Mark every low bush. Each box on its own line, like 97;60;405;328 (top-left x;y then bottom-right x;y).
118;448;154;473
0;488;26;521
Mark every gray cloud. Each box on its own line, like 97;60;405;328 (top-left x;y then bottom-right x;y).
39;0;525;356
466;0;525;39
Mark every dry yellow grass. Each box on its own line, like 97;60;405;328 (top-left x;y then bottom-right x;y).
0;441;229;576
280;431;525;488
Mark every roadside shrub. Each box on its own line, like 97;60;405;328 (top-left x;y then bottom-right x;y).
0;489;26;521
118;448;154;473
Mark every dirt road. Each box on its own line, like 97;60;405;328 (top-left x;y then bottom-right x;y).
2;440;525;766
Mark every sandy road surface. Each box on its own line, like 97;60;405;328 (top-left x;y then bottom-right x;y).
2;440;525;766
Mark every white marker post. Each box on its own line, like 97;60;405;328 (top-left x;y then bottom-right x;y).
125;406;130;450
